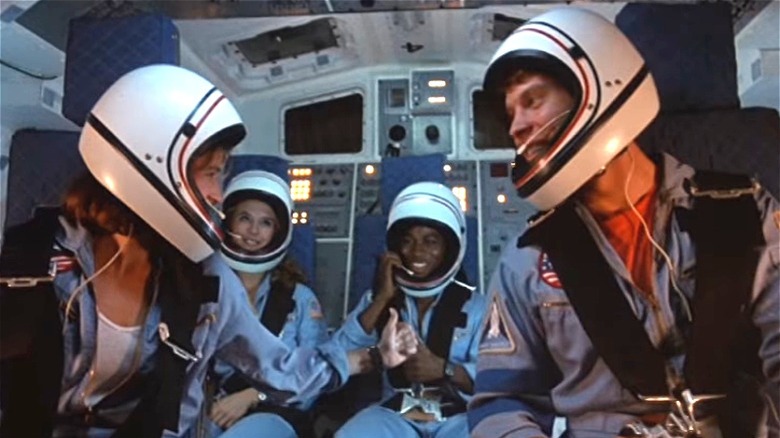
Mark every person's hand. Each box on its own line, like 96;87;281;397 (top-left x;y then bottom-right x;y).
403;338;446;383
375;252;403;303
209;389;256;429
378;308;418;368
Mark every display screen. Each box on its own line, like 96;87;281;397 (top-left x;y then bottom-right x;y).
284;93;363;155
388;88;406;108
472;90;514;150
490;162;509;178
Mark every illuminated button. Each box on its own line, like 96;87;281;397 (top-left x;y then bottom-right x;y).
451;186;467;212
365;164;375;175
497;194;507;204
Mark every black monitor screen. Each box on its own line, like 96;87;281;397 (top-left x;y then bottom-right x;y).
472;90;514;150
284;93;363;155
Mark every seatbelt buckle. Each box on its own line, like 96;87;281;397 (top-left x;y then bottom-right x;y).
623;389;725;437
158;322;201;363
396;385;444;422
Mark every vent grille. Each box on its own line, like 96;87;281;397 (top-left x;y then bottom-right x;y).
230;17;338;65
492;14;526;41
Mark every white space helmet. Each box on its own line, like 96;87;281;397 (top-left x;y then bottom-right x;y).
221;170;293;274
386;182;466;298
483;7;659;211
79;65;245;262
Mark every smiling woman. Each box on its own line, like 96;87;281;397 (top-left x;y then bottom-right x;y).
210;170;328;438
227;199;280;254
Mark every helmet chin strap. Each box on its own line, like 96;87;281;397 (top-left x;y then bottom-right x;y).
400;283;447;298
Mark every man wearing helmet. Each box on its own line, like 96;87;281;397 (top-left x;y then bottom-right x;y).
468;7;779;438
0;65;418;438
333;182;488;438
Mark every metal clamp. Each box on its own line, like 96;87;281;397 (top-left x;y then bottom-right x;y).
687;179;760;200
158;322;201;362
632;389;725;437
0;276;54;288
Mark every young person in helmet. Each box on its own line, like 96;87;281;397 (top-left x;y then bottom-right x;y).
0;65;418;438
333;182;488;438
468;7;779;438
207;170;328;438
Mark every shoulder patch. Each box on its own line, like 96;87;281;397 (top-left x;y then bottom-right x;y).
773;210;780;230
309;299;324;320
478;294;516;355
538;252;562;289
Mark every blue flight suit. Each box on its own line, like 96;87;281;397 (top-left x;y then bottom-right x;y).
333;287;488;438
468;154;780;437
211;274;329;438
50;219;350;437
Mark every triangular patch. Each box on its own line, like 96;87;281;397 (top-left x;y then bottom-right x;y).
478;294;516;355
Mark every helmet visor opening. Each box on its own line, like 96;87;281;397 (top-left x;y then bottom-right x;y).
185;124;246;232
387;218;460;286
222;189;291;257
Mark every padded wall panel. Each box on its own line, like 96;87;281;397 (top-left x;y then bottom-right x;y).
380;153;445;213
4;130;84;230
64;13;179;127
349;215;388;311
617;3;739;112
229;154;290;183
315;241;348;328
638;108;780;198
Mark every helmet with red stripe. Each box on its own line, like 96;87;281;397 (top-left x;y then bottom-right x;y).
483;7;659;211
79;65;246;262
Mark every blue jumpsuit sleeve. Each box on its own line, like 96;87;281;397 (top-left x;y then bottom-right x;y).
458;292;488;385
210;261;349;403
292;284;330;348
751;189;780;433
332;290;379;350
468;244;559;438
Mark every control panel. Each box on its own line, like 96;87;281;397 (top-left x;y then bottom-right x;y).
478;161;537;279
354;162;382;215
377;70;455;158
443;160;477;217
289;164;354;238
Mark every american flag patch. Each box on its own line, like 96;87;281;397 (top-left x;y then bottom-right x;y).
49;254;77;275
538;252;562;289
